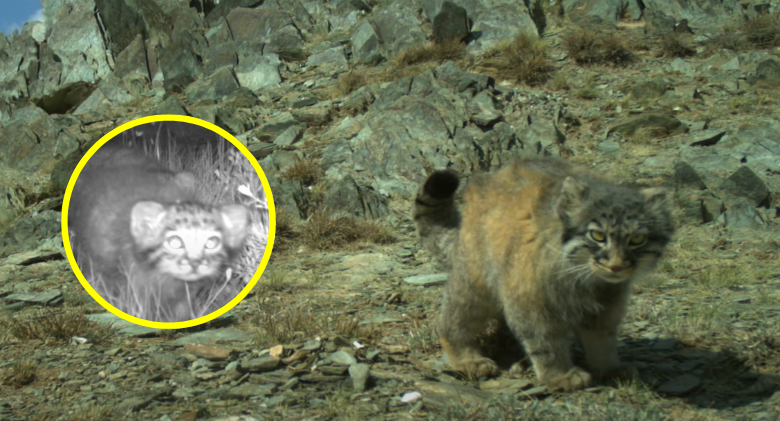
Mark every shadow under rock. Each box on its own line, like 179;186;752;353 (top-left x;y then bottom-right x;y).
620;337;779;409
444;324;778;410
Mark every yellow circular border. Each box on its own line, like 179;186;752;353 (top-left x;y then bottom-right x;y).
61;115;276;329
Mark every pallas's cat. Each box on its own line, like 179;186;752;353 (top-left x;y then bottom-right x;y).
413;156;674;391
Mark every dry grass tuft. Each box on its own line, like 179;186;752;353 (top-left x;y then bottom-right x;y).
563;29;633;66
272;207;298;253
690;265;741;290
249;300;378;347
481;32;554;85
336;71;369;96
30;403;118;421
741;12;780;48
659;34;696;58
4;309;113;344
2;359;36;387
547;72;571;91
301;209;395;251
283;158;323;187
707;28;748;52
626;126;675;144
394;39;466;66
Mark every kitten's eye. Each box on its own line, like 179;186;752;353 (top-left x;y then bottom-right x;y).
205;237;221;249
589;230;606;242
166;236;184;249
629;234;647;245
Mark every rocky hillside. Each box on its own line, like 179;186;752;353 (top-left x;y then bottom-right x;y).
1;0;780;420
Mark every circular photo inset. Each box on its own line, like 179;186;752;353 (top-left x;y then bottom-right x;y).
62;115;275;328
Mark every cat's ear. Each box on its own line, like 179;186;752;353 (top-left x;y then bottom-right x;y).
174;172;197;193
640;187;669;211
219;204;249;249
130;201;168;248
556;176;589;217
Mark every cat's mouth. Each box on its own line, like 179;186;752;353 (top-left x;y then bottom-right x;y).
168;260;219;281
592;261;635;282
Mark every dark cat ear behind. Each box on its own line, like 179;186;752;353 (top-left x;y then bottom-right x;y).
640;187;668;209
173;172;197;193
219;205;250;249
556;176;589;216
130;201;168;248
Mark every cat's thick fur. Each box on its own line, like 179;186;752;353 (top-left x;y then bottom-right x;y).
69;144;248;322
413;157;674;391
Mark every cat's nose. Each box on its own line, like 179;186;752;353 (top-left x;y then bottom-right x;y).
181;257;204;268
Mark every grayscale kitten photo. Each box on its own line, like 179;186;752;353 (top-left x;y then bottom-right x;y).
68;123;268;323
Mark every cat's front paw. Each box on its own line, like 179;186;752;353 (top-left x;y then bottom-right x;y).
455;357;500;379
544;367;592;392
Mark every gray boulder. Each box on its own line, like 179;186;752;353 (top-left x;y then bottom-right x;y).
113;35;152;96
351;19;384;65
608;112;685;138
720;166;770;208
717;199;766;230
72;74;135;118
371;0;428;58
468;1;539;50
0;185;25;228
0;32;37;103
93;0;172;57
323;175;390;219
0;106;70;172
184;66;241;103
307;46;349;68
433;1;469;43
755;58;780;83
516;114;566;156
327;0;372;33
0;210;61;259
159;40;202;92
151;95;188;116
563;0;743;33
225;8;305;60
321;62;530;199
422;0;538;51
674;162;707;191
46;0;113;86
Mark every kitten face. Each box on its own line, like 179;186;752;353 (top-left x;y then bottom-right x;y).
558;179;673;284
130;202;249;282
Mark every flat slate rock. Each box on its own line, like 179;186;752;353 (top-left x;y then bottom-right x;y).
1;250;64;266
415;380;496;409
87;313;162;337
403;273;448;286
172;328;254;346
4;290;63;305
359;315;404;325
657;374;702;396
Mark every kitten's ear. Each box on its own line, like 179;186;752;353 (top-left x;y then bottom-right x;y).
556;176;588;216
640;187;669;210
219;204;249;249
130;201;168;248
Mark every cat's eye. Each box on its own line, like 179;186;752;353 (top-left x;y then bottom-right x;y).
166;236;184;249
205;237;221;249
589;230;606;242
629;234;647;246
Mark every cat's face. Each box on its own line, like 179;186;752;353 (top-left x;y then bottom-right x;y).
129;202;249;282
557;178;674;284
